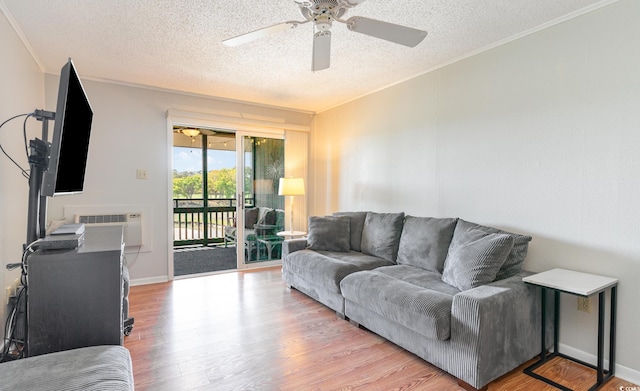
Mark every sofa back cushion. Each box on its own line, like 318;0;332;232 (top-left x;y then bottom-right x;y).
257;207;276;226
442;229;514;291
360;212;405;262
396;216;458;273
333;211;368;251
454;219;532;280
244;207;259;228
307;216;351;252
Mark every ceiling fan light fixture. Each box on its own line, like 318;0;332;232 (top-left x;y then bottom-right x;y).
314;14;333;31
182;128;200;137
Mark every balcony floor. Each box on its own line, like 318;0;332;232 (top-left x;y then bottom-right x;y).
173;246;237;276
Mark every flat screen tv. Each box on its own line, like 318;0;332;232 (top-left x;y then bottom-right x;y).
41;58;93;196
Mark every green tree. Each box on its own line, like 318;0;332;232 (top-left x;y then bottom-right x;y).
173;175;201;198
173;169;200;178
244;166;252;194
207;170;220;198
213;168;236;198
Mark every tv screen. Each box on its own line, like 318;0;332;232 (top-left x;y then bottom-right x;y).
41;58;93;196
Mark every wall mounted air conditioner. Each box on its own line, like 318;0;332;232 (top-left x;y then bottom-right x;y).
74;212;143;247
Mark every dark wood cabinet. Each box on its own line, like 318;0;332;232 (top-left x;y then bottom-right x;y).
27;226;124;356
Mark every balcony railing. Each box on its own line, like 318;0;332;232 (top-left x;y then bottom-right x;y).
173;198;253;247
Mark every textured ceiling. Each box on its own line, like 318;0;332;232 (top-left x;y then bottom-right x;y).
2;0;613;113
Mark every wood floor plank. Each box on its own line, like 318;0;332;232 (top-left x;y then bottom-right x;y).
125;267;637;391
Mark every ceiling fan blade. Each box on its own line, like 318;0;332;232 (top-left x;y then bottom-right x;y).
346;16;427;47
222;22;298;47
312;31;331;71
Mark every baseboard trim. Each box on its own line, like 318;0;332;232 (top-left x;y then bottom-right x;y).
130;276;169;286
558;343;640;385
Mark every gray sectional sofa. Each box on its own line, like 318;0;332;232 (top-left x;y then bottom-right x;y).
282;211;544;391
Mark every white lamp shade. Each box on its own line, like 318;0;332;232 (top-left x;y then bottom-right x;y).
278;178;305;196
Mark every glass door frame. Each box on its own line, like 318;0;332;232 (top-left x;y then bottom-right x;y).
234;130;285;270
167;109;290;281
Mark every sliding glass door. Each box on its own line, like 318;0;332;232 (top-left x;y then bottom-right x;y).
235;133;285;269
171;126;285;276
172;128;239;277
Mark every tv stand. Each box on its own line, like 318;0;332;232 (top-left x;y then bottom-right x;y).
25;109;55;246
27;226;125;357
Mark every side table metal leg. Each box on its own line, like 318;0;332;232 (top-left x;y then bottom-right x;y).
597;291;605;385
541;287;547;361
610;286;617;376
554;290;560;354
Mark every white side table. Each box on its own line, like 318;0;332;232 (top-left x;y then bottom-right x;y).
277;231;306;239
522;268;618;391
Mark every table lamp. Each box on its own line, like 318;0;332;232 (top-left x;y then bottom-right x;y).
278;177;305;234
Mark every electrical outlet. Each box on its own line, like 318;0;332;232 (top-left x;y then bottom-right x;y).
136;169;148;180
577;296;591;313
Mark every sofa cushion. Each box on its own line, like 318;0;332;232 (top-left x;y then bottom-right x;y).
284;249;393;294
316;250;395;267
455;219;532;280
360;212;405;262
374;265;461;296
442;229;514;291
257;208;276;226
307;216;351;252
333;211;368;251
396;216;458;273
341;267;455;340
244;207;259;228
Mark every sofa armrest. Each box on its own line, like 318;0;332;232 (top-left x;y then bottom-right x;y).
0;346;134;390
449;272;543;388
282;238;308;261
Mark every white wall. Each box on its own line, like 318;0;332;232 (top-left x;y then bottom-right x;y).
0;9;44;322
42;77;313;283
313;0;640;381
2;1;312;337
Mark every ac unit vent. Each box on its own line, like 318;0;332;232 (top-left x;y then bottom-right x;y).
77;214;128;224
74;213;143;247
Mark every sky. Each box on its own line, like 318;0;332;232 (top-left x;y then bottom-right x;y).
173;147;236;173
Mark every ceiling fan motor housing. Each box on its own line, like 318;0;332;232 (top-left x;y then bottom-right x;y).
295;0;339;8
295;0;366;9
297;0;347;29
297;0;343;14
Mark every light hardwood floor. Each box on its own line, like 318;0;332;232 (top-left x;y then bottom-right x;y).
125;267;636;391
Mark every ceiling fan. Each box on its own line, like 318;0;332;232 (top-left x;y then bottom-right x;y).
222;0;428;71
